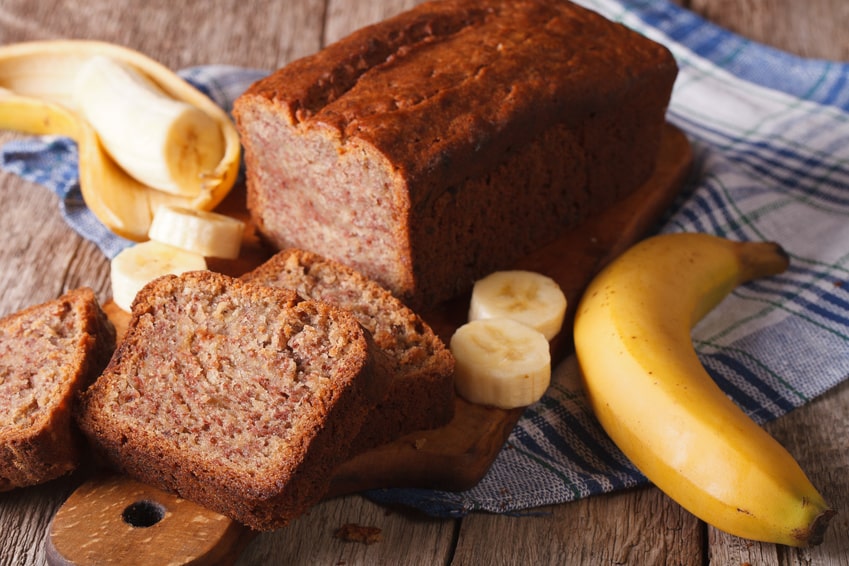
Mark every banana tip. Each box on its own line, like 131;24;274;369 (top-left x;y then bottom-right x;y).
797;507;836;547
738;240;791;281
773;241;790;267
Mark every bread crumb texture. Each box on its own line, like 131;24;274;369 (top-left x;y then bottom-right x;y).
0;288;115;490
77;271;380;529
242;248;456;451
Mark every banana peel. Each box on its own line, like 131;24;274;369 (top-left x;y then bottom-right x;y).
0;40;241;241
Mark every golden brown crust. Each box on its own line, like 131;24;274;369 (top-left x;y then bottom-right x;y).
76;271;390;530
234;0;678;308
242;0;673;194
243;248;455;452
0;288;116;491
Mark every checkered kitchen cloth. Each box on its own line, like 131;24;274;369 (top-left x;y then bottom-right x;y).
3;0;848;518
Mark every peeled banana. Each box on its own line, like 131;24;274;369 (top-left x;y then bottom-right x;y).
573;232;835;547
451;317;551;409
74;55;225;197
0;40;241;241
469;270;567;341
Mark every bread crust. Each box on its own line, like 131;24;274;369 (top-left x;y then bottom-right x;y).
243;248;455;452
0;288;115;491
234;0;678;308
76;271;390;530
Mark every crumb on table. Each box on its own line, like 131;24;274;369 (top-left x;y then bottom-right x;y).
333;523;383;545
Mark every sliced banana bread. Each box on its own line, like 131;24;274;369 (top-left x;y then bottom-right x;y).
0;287;115;491
243;248;455;452
76;270;390;531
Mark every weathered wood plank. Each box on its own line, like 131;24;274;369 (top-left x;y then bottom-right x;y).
238;495;455;565
685;0;849;61
0;156;100;315
453;488;704;565
0;0;325;70
325;0;421;44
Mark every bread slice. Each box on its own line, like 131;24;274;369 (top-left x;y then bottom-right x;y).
76;270;390;530
242;248;455;452
0;288;115;491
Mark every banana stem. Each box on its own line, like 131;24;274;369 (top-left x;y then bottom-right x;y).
735;241;790;283
801;508;837;547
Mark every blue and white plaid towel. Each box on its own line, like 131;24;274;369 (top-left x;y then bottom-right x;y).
3;0;847;518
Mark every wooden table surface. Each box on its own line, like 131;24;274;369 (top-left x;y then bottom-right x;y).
0;1;847;564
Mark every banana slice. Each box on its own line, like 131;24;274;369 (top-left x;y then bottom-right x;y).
148;205;244;259
450;318;551;409
110;240;207;312
469;270;567;340
73;55;225;197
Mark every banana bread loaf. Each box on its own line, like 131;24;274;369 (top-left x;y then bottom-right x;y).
233;0;678;308
76;271;390;530
242;248;455;452
0;288;115;491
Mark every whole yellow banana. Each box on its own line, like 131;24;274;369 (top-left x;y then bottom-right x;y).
574;232;835;547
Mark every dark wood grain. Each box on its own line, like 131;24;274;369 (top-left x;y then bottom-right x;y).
681;0;849;61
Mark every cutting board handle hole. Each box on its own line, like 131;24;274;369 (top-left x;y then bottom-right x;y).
122;499;166;528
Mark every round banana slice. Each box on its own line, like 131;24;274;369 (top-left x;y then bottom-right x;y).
110;240;207;312
148;205;244;259
469;270;567;340
450;318;551;409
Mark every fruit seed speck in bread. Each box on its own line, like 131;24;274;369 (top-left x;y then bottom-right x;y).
0;288;115;491
76;271;391;530
233;0;678;309
242;248;455;453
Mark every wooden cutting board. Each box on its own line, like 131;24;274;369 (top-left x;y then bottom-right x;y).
46;124;692;565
